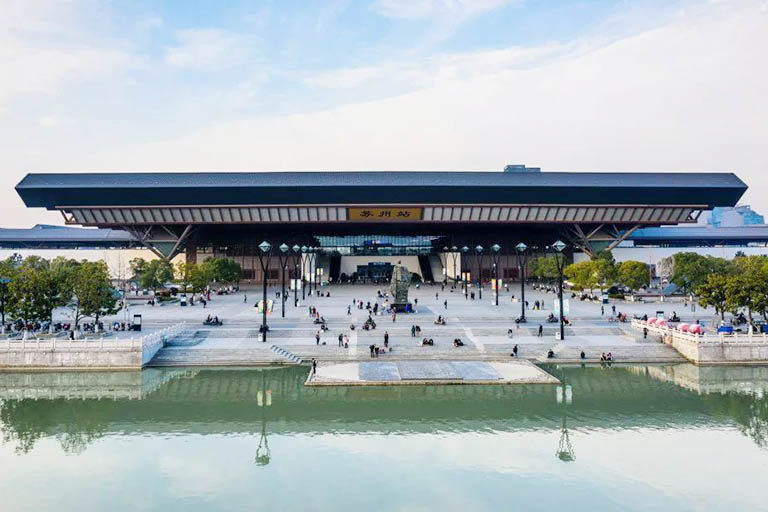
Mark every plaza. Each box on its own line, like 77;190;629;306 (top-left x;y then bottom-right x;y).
77;282;695;367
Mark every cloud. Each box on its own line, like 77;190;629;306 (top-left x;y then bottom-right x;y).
303;42;574;90
371;0;511;20
165;29;259;71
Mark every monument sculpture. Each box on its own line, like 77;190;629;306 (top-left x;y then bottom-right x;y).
389;263;412;312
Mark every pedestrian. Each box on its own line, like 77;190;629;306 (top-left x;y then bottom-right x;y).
444;300;448;309
384;331;389;346
643;327;648;339
347;305;351;315
311;358;317;375
411;325;416;337
244;294;247;303
414;298;418;307
538;324;543;337
392;310;396;323
436;292;439;300
316;331;320;345
338;333;343;347
601;305;604;316
513;344;518;357
369;344;375;357
612;305;616;315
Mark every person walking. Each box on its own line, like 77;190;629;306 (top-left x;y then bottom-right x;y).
392;310;396;323
436;292;439;300
612;305;616;315
443;300;448;309
311;358;317;375
384;331;389;347
244;294;247;303
538;324;543;337
315;331;320;345
347;305;351;315
338;333;343;347
411;325;416;337
601;305;604;316
513;344;518;357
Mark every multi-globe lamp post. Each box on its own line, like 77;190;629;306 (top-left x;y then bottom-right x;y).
450;245;458;289
257;240;272;342
552;240;568;341
292;245;301;307
300;246;308;300
278;243;290;318
461;246;469;299
491;244;501;306
516;242;528;322
475;245;484;300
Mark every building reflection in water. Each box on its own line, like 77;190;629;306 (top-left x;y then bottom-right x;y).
0;364;767;455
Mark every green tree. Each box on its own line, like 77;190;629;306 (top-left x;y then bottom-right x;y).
592;258;617;292
617;260;650;297
129;257;148;280
189;262;212;293
69;261;119;328
0;256;20;326
174;261;194;292
671;253;729;296
532;256;559;282
697;273;730;321
138;259;174;297
564;260;596;292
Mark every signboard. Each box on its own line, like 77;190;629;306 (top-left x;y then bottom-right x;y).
348;207;423;221
257;299;274;314
490;278;503;289
553;299;570;316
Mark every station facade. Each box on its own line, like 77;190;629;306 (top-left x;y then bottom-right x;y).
15;167;748;284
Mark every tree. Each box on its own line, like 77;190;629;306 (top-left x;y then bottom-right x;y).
189;262;211;293
697;273;729;321
129;257;148;280
69;261;119;328
592;258;617;292
138;259;174;296
175;261;194;291
618;260;650;297
532;256;559;282
671;252;728;296
0;256;20;326
564;261;596;292
725;270;768;323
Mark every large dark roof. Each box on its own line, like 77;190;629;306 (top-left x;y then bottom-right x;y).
628;225;768;245
0;224;134;248
16;171;747;208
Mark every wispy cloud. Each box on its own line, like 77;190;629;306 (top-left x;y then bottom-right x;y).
371;0;512;20
165;29;259;71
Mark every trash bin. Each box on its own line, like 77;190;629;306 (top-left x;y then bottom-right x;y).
180;294;187;307
133;314;142;332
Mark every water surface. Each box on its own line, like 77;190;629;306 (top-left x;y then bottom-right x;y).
1;364;767;511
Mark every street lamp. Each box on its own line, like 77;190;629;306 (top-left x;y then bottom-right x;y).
552;240;568;341
450;245;458;289
300;246;307;300
516;242;528;322
461;246;470;299
292;245;301;307
475;245;484;300
278;244;289;318
308;247;317;295
257;240;272;342
491;244;501;306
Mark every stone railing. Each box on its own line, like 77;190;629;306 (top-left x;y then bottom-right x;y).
631;318;768;344
141;323;186;366
632;318;768;364
3;336;142;351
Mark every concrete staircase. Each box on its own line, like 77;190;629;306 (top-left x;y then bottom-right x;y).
269;345;303;364
538;342;684;363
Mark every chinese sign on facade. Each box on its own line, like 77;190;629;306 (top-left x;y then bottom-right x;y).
348;207;423;221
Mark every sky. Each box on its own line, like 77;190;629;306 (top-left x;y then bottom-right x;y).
1;0;766;227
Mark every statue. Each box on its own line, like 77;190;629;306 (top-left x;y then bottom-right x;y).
389;263;411;311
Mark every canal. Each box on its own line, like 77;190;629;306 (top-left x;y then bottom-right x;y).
1;364;767;511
